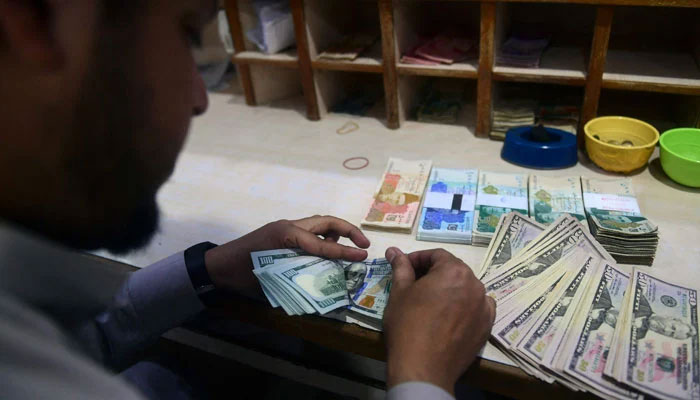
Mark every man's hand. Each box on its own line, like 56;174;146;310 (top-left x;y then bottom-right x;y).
203;215;370;298
383;247;496;395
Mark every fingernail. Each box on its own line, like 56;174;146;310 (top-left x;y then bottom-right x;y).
386;247;402;262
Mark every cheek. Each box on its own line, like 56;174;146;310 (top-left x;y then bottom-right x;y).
140;26;196;175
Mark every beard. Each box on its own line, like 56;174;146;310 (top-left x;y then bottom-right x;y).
50;10;165;254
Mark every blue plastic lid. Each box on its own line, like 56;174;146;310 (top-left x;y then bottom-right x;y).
501;126;578;169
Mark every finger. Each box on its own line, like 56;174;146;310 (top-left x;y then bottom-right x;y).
286;226;367;261
324;235;339;243
486;295;497;325
406;248;459;275
294;216;370;249
386;247;415;294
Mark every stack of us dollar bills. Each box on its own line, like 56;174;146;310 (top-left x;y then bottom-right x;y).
251;249;391;319
478;212;696;400
582;177;659;266
416;168;478;244
472;170;529;246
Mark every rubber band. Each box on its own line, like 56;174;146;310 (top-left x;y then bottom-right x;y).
336;121;359;135
343;157;369;170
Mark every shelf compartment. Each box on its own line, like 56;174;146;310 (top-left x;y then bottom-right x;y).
398;76;477;131
394;1;480;80
603;6;700;95
602;50;700;95
305;0;382;74
493;47;586;86
311;40;384;74
314;70;386;121
233;49;299;68
598;90;700;134
247;64;303;105
494;3;594;87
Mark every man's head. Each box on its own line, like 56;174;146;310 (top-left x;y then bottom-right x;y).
0;0;215;252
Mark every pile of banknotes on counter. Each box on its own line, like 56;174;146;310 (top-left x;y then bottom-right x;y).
479;212;698;400
582;178;659;266
361;158;660;266
417;168;478;244
251;248;390;319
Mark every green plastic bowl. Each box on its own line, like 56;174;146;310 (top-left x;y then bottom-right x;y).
659;128;700;187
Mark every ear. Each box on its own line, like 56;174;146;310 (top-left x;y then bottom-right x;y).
0;0;61;69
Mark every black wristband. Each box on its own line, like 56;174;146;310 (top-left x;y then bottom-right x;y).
184;241;220;307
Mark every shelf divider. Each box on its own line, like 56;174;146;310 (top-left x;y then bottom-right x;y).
476;2;496;138
580;5;614;148
379;0;400;129
225;0;257;106
291;0;320;120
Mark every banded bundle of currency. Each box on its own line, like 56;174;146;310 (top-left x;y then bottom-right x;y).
416;168;478;244
472;171;528;246
361;158;432;232
582;177;659;266
251;249;390;319
528;175;586;228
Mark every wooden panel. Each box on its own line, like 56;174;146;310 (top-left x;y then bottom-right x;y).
397;63;479;79
233;50;299;68
480;0;700;7
206;296;592;400
291;0;320;121
476;2;496;138
602;79;700;96
580;6;614;148
225;0;256;106
379;0;400;129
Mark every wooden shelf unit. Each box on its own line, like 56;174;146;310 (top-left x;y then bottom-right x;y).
225;0;700;141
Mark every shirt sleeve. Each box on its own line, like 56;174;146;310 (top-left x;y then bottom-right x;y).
75;252;205;369
386;382;455;400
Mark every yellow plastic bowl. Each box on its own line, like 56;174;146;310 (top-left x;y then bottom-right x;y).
584;116;659;173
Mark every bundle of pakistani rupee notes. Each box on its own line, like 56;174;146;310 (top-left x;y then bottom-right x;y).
360;158;659;265
252;211;693;400
478;212;696;400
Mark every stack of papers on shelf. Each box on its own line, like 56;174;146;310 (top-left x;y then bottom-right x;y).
400;34;476;65
496;36;550;68
318;34;377;61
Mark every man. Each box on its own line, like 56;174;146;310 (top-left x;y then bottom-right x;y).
0;1;496;399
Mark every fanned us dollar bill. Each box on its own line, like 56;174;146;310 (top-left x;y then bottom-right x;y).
528;175;587;228
477;212;545;280
472;171;528;247
556;262;639;400
612;269;700;400
361;158;432;232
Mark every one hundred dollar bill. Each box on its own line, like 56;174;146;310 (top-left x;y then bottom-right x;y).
345;258;392;319
361;158;432;232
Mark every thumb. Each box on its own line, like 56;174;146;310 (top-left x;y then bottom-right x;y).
386;247;415;294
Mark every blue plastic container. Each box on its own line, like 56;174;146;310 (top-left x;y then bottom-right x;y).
501;126;578;169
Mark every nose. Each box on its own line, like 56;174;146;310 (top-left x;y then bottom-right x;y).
192;64;209;116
